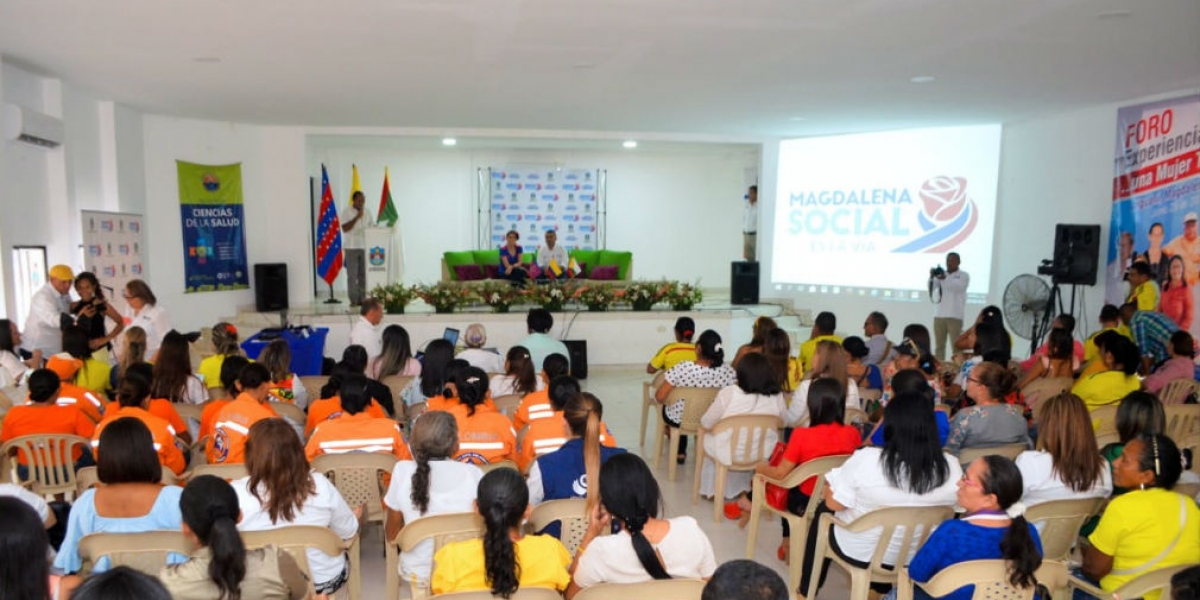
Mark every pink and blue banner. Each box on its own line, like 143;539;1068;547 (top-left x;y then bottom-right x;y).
489;167;599;250
1106;95;1200;335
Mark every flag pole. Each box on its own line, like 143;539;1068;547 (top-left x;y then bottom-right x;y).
324;281;340;304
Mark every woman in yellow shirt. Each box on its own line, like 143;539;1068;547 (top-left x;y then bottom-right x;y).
431;468;570;596
1082;434;1200;597
196;322;241;397
1071;332;1141;411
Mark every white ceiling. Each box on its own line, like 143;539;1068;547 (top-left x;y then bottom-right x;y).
1;0;1198;137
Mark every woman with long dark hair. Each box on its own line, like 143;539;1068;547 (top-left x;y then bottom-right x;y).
231;419;359;596
151;331;207;404
527;390;626;507
0;496;81;599
800;392;960;596
400;338;456;408
656;330;737;463
762;328;801;392
489;345;541;398
1071;332;1141;410
160;475;309;600
259;339;306;408
898;456;1043;600
383;411;481;588
732;316;779;368
62;324;112;398
0;318;38;387
432;468;570;597
71;271;125;358
1016;393;1112;507
569;454;716;597
371;324;421;379
1017;327;1078;390
786;340;860;426
954;305;1006;354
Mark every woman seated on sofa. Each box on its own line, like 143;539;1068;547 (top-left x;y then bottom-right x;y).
499;230;528;284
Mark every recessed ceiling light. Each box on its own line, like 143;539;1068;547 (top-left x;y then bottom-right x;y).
193;57;221;63
910;76;936;84
622;140;638;149
442;138;457;146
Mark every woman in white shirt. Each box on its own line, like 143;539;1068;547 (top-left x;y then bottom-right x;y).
123;279;172;359
800;391;961;597
785;340;860;426
568;454;716;598
0;319;37;388
456;323;505;374
656;330;738;464
231;418;360;596
383;411;481;589
150;331;207;404
697;353;786;504
488;346;543;399
1015;392;1111;508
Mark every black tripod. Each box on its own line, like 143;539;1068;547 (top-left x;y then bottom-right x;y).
1029;278;1076;356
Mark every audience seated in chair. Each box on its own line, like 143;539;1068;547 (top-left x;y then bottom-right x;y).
799;312;843;375
160;475;312;600
521;376;620;475
867;370;949;448
786;340;861;427
657;330;737;464
458;323;506;374
199;355;250;462
400;338;457;409
1072;332;1142;411
94;368;186;475
1080;434;1200;596
697;353;786;513
196;321;241;396
450;367;517;466
110;362;190;447
305;364;388;437
751;378;862;562
731;316;778;369
1018;313;1085;372
57;417;185;574
528;391;626;508
762;329;802;395
0;496;81;599
231;418;360;596
432;468;571;596
945;362;1030;455
151;331;208;405
1017;328;1081;391
70;566;173;600
1143;330;1197;395
567;454;717;598
305;373;410;461
647;316;697;375
383;410;482;589
1015;393;1112;508
844;336;884;392
210;363;280;465
490;345;543;399
513;353;571;433
882;455;1043;600
371;324;422;380
1;368;96;474
701;559;788;600
259;338;308;409
800;392;961;597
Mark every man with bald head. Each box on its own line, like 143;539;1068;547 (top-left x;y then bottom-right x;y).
23;264;75;357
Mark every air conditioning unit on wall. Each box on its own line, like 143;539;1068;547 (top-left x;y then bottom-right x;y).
3;103;64;149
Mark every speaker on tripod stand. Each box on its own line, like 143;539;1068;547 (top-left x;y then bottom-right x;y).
1048;224;1100;286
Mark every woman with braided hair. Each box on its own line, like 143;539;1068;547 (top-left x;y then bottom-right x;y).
383;411;481;589
431;468;571;597
567;454;716;598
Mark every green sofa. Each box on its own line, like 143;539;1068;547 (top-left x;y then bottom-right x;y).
440;248;633;283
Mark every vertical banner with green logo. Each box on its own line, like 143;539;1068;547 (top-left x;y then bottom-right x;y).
177;161;250;292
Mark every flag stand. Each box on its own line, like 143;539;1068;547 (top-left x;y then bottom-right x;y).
323;282;340;304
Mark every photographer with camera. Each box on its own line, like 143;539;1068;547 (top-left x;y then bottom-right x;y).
70;272;125;363
930;252;969;361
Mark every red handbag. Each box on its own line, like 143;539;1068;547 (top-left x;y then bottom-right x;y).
764;442;790;511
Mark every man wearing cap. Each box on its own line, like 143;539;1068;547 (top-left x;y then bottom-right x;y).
22;265;75;357
1165;212;1200;286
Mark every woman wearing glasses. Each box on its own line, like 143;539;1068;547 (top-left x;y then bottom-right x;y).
944;362;1029;456
123;279;172;359
1080;434;1200;596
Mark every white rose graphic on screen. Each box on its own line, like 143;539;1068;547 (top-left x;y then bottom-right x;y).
919;176;970;222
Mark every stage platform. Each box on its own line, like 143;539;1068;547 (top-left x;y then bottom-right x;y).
228;300;800;368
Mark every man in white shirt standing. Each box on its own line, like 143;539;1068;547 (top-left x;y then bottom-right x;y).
341;191;369;305
743;185;758;262
348;297;384;363
536;229;569;280
931;252;969;361
23;264;74;357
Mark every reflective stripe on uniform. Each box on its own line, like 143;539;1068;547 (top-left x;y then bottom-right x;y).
319;438;395;449
459;442;505;450
216;420;250;435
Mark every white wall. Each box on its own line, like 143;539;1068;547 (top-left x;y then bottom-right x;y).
308;142;758;289
760;86;1200;355
139;116;310;332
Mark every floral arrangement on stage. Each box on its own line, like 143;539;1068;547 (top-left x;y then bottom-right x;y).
474;281;520;313
665;281;703;311
622;280;671;311
371;283;418;314
524;282;569;312
573;283;616;311
415;283;473;314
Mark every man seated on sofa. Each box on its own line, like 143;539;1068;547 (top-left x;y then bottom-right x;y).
536;229;571;280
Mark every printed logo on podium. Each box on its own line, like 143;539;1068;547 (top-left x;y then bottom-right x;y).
369;246;386;267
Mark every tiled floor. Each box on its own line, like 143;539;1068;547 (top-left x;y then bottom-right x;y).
358;365;851;599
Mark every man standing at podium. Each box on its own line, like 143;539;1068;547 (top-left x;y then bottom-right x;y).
342;190;368;305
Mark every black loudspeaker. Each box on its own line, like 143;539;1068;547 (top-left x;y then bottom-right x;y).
564;340;588;380
254;263;289;312
731;261;760;304
1051;225;1101;286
